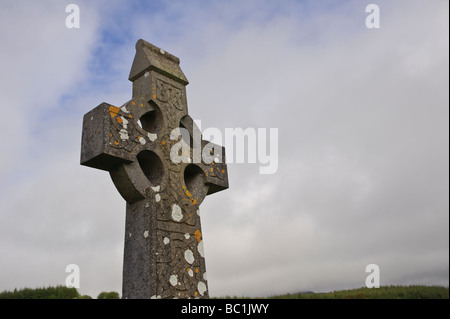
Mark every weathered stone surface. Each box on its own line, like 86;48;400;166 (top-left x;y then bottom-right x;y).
80;39;229;299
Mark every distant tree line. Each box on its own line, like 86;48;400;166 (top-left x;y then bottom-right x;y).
0;286;120;299
97;291;120;299
265;285;449;299
0;285;82;299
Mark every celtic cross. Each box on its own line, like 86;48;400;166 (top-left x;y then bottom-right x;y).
80;39;228;299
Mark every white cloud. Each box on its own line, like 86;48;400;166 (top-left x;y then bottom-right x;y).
0;1;100;178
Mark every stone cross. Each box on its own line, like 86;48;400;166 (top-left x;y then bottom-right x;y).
80;39;228;299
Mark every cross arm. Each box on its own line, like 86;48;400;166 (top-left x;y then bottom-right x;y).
80;102;135;171
201;141;229;195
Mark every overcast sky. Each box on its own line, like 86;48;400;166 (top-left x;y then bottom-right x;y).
0;0;448;298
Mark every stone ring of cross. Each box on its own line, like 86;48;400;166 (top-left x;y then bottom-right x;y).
106;96;212;207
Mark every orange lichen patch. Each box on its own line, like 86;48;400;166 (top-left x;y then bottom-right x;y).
131;101;136;105
191;198;198;205
211;161;215;165
116;117;123;124
140;103;144;107
162;140;166;145
210;167;214;173
186;189;192;197
152;94;157;99
109;133;113;138
114;140;119;145
182;185;186;190
205;172;208;176
221;169;225;173
109;105;120;118
187;268;191;273
195;268;199;274
194;230;202;243
194;291;198;297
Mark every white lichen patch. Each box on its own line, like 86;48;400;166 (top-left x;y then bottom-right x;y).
197;281;207;296
144;71;149;78
170;127;181;140
148;132;157;142
188;268;194;277
169;274;178;286
151;185;160;192
155;194;161;202
184;233;190;239
196;209;200;216
119;129;129;140
197;240;204;258
171;204;183;222
203;272;207;281
143;231;149;238
139;136;146;145
121;116;129;129
163;237;170;245
184;249;194;264
121;105;130;113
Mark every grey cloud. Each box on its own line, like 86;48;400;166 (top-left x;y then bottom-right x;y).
0;0;447;297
